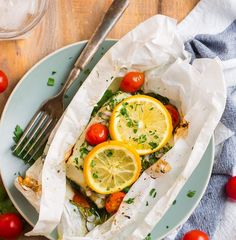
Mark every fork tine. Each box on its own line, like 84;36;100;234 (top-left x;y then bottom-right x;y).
27;121;57;162
22;117;53;159
13;111;43;153
17;112;48;155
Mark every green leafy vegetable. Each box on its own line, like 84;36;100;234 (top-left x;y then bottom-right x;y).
13;125;23;143
91;90;114;116
146;92;170;105
12;125;44;165
0;186;17;214
122;186;130;193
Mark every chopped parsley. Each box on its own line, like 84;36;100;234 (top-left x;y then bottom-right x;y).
172;200;177;205
106;150;113;157
51;71;56;75
149;142;158;150
149;188;156;197
146;201;149;206
187;190;196;198
79;143;89;158
133;129;138;134
74;157;79;164
144;233;152;240
92;173;99;179
64;94;69;99
91;160;95;167
124;198;135;204
47;77;55;86
138;134;147;144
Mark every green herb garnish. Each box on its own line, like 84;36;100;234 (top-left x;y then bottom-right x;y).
149;188;156;197
148;142;158;150
51;71;56;75
144;233;152;240
91;90;114;116
172;200;177;205
92;173;99;179
91;160;95;167
13;125;23;143
187;190;196;198
123;186;130;193
124;198;135;204
47;77;55;86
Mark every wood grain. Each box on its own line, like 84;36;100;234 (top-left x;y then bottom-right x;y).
0;0;199;238
0;0;199;115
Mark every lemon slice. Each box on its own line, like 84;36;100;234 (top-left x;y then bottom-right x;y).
109;95;173;155
84;141;141;194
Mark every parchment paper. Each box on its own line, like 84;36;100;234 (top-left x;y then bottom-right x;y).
15;15;226;240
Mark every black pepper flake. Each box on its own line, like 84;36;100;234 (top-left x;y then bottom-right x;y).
153;192;157;198
172;200;177;205
146;201;149;206
124;215;131;219
166;226;169;229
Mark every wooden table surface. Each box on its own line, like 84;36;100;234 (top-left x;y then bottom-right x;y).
0;0;199;238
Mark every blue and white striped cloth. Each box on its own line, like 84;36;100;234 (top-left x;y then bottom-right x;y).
165;0;236;239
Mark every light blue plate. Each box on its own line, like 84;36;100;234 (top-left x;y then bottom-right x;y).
0;40;214;240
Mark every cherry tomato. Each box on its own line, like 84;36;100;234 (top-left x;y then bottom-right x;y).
105;192;126;214
0;213;23;239
182;230;209;240
73;192;90;208
0;70;8;93
226;176;236;200
86;123;109;145
165;104;180;129
120;72;144;93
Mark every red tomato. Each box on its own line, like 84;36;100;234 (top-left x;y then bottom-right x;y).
226;176;236;200
182;230;209;240
0;70;8;93
165;104;180;129
0;213;23;239
120;72;144;93
86;123;109;145
105;192;126;213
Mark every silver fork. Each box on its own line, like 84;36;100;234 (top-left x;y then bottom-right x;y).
13;0;130;162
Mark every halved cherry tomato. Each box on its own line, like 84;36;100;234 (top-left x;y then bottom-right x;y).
73;192;90;208
182;230;209;240
105;192;126;214
120;72;144;93
165;104;180;129
86;123;109;145
0;213;23;239
0;70;8;93
226;176;236;200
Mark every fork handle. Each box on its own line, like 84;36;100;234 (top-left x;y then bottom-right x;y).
60;0;129;95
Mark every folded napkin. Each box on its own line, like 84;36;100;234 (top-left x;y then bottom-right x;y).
165;0;236;239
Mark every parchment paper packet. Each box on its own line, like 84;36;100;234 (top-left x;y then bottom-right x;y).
15;15;226;239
